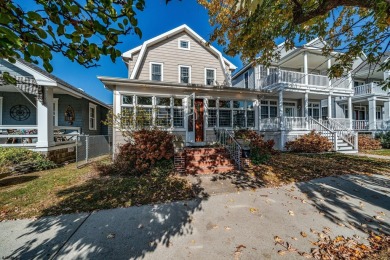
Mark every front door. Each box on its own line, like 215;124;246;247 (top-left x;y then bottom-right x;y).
284;106;296;117
194;99;204;142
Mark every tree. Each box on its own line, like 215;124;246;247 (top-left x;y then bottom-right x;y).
0;0;146;73
199;0;390;88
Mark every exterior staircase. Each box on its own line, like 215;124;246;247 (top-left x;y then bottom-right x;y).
185;148;236;175
336;138;357;153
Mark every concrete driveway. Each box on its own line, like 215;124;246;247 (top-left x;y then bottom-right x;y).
1;174;389;259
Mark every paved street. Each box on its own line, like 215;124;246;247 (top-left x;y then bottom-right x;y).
1;174;389;259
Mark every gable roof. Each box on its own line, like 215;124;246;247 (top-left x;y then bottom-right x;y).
14;59;110;108
122;24;237;80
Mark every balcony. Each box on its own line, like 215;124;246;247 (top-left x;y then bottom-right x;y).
258;70;350;90
354;83;388;96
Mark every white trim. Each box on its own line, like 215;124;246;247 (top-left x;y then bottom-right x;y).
128;24;237;80
178;65;191;84
0;97;2;125
204;68;216;86
89;103;97;130
149;62;164;81
53;98;59;126
178;39;190;50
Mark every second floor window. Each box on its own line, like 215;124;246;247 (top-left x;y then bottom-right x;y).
180;66;190;83
151;63;162;81
206;69;215;85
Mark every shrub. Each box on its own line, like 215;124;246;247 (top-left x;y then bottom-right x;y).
285;131;333;153
234;129;276;164
358;134;382;151
375;131;390;149
0;147;56;174
98;129;174;176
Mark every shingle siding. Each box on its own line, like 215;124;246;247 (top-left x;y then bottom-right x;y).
1;92;37;125
232;67;255;89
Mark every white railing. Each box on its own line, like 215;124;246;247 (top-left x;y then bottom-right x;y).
258;70;330;89
283;117;307;130
259;117;280;130
327;118;351;129
328;118;358;149
308;117;337;151
0;125;38;147
308;74;328;87
331;78;351;89
354;83;388;96
353;120;369;131
54;126;81;145
376;120;390;131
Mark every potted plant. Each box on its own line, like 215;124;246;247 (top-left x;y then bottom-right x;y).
173;135;185;152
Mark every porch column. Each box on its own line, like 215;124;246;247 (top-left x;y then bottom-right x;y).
348;71;353;90
327;94;332;118
278;90;285;150
327;58;332;88
304;92;309;129
368;97;377;130
303;52;308;85
348;96;353;130
384;99;390;121
36;87;55;148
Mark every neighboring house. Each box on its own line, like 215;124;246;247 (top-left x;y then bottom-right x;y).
0;59;110;163
333;52;390;132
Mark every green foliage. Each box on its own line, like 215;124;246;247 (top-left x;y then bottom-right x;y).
0;147;56;173
358;134;382;151
375;131;390;149
199;0;390;89
97;129;174;176
0;0;146;72
285;131;333;153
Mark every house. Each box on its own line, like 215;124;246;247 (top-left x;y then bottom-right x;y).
333;52;390;132
0;59;110;163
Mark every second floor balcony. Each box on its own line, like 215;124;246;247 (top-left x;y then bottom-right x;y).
354;82;389;97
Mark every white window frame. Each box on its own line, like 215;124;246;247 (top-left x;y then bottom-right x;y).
178;39;190;50
53;98;59;126
89;103;97;130
244;72;249;89
205;68;216;86
149;62;163;81
0;97;3;125
178;65;191;84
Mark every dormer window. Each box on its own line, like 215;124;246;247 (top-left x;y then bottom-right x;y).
178;39;190;50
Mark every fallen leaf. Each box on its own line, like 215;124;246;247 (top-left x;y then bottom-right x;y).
301;232;308;238
288;210;295;216
249;207;258;213
277;250;288;256
274;236;283;243
291;237;298;241
107;233;115;239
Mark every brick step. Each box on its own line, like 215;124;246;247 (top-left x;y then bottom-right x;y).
186;166;235;175
185;154;231;160
186;161;235;167
185;148;227;156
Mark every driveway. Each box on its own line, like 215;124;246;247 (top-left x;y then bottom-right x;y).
1;174;389;259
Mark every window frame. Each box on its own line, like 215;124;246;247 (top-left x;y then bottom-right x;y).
178;39;190;50
244;71;249;89
149;62;163;81
178;65;191;84
205;68;216;86
89;103;97;131
260;100;278;119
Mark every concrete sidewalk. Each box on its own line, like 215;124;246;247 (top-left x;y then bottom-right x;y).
1;174;389;259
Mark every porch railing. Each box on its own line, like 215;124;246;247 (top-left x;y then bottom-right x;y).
327;118;358;149
54;126;81;145
354;83;388;96
353;120;369;131
308;117;337;151
259;117;280;130
258;70;330;89
215;129;241;170
283;117;307;130
0;126;38;147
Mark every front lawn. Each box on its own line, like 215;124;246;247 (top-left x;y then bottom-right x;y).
362;149;390;157
0;158;198;221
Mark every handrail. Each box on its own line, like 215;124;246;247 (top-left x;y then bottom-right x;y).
328;118;357;148
215;128;242;170
308;117;337;151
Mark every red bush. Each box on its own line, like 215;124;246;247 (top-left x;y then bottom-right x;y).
285;131;333;153
358;135;382;151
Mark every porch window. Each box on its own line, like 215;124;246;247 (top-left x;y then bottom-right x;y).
89;103;97;130
261;100;278;118
122;95;133;105
308;103;320;120
156;97;171;127
233;100;245;128
247;101;255;127
179;66;191;84
205;69;216;85
150;63;163;81
173;98;184;128
376;106;382;120
219;100;232;127
121;107;134;126
207;99;217;127
136;96;153;127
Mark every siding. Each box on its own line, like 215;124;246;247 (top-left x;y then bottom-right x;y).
135;32;226;85
1;92;37;125
232;67;255;89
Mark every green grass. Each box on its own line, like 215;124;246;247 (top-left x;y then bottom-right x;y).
0;159;197;221
363;149;390;157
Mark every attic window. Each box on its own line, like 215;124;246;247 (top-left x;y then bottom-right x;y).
179;40;190;50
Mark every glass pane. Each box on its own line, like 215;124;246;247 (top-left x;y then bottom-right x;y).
233;110;245;127
156;97;171;106
180;41;188;49
208;109;217;127
174;98;183;107
270;106;278;118
219;110;231;127
152;64;161;81
121;107;134;126
137;107;153;127
233;100;245;108
180;67;189;83
219;100;231;108
156;108;171;127
138;96;153;105
206;69;215;85
208;99;216;108
247;101;254;109
247;111;255;127
261;106;269;117
173;108;184;127
122;95;133;105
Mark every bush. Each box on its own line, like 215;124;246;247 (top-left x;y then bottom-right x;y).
358;134;382;151
234;129;276;164
98;129;174;176
0;147;56;174
285;131;333;153
375;131;390;149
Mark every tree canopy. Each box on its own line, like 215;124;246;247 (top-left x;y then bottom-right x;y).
199;0;390;88
0;0;147;73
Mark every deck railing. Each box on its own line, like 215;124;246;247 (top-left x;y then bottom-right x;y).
215;129;242;170
259;117;280;130
0;126;38;147
354;83;388;96
353;120;369;131
283;117;307;130
54;126;81;145
327;118;358;149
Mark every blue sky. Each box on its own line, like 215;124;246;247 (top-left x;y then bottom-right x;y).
35;0;243;105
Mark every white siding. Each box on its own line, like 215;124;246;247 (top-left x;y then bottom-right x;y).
232;67;255;89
